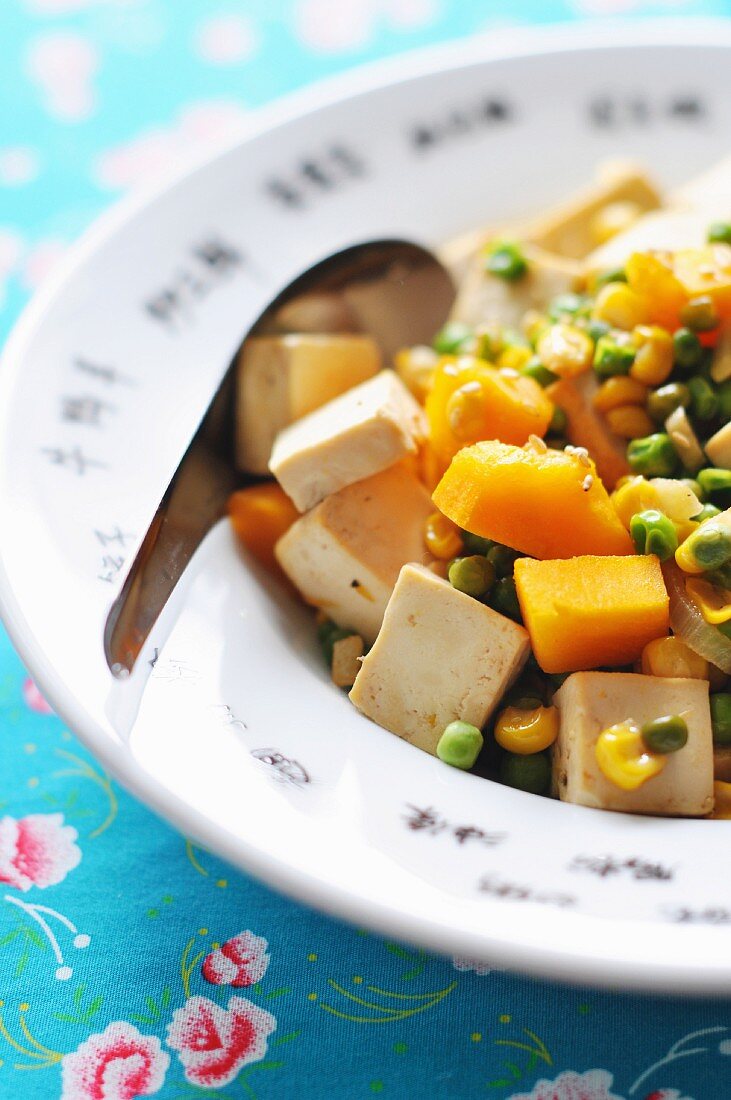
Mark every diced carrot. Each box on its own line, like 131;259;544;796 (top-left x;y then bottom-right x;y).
547;372;630;489
228;483;299;575
425;356;553;464
432;440;633;559
514;555;669;673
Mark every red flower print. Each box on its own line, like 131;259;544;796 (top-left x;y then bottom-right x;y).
0;813;81;891
509;1068;624;1100
60;1022;169;1100
22;677;54;715
166;995;276;1089
201;931;270;987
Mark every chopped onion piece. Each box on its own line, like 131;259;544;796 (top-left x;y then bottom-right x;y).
665;407;705;473
663;561;731;674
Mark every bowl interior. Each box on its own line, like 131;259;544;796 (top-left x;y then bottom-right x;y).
3;26;731;991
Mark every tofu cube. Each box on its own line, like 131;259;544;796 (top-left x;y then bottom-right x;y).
451;242;583;331
553;672;714;816
349;563;530;755
236;334;381;474
269;370;426;512
520;162;661;259
275;464;435;644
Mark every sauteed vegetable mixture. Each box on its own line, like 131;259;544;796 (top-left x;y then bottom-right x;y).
229;157;731;819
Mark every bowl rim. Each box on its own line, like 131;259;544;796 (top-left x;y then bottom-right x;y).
5;18;731;995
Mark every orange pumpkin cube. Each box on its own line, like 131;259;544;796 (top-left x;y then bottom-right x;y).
425;356;553;464
432;440;633;559
514;555;669;673
228;483;299;574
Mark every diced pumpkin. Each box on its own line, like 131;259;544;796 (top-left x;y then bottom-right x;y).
672;244;731;322
625;251;688;330
425;356;553;464
432;440;633;559
547;372;630;489
228;483;299;575
514;555;669;673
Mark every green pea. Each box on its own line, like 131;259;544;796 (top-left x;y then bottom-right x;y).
436;720;484;769
717;380;731;422
593;334;636;378
673;328;703;372
585;319;611;344
692;502;722;523
646;382;690;423
486;241;528;282
521;357;557;388
499;750;551;795
688;375;719;420
594;266;628;287
708;222;731;245
448;555;495;599
433;321;474;355
711;694;731;746
679;296;720;333
491;576;522;621
461;530;493;555
549;406;568;435
641;714;688;754
626;433;678;478
317;620;355;666
629;509;678;562
688;522;731;571
548;292;591;322
697;468;731;498
472;325;503;361
486;544;519;577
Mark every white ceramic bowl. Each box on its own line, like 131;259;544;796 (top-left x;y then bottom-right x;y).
3;21;731;994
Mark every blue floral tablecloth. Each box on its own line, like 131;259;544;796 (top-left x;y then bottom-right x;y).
3;2;731;1097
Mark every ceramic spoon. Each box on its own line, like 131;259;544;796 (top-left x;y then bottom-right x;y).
104;238;455;676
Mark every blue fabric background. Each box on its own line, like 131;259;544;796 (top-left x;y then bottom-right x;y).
2;2;731;1098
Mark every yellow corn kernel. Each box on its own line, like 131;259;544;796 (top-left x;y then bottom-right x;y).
595;722;666;791
493;705;559;755
522;310;548;344
712;780;731;818
605;404;655;440
685;577;731;625
394;345;438;403
536;323;593;378
641;636;709;680
592;282;648;330
497;344;532;372
630;325;674;386
590;200;643;246
424;511;463;560
445;380;489;442
592;376;648;413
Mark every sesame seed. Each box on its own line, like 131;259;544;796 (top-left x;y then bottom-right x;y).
582;474;594;492
566;445;591;467
528;433;547;453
